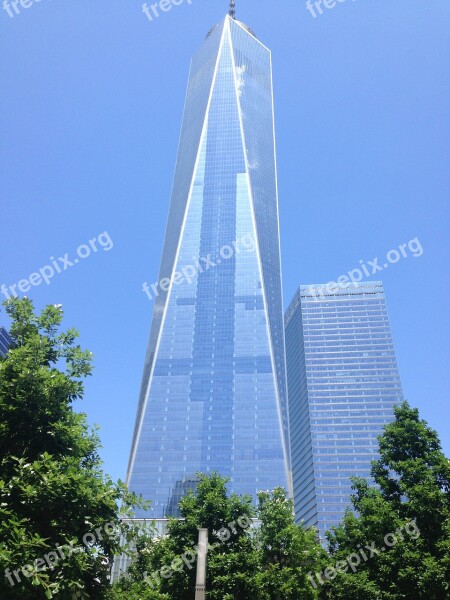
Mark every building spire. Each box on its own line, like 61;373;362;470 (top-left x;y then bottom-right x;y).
229;0;236;19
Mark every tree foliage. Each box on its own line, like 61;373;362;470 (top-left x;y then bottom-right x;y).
112;474;324;599
256;487;325;599
0;298;144;599
320;401;450;599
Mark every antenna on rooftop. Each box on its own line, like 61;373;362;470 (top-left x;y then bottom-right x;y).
229;0;236;19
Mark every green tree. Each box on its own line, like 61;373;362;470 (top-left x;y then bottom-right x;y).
320;401;450;600
112;474;324;600
255;487;325;600
0;298;144;599
112;473;259;600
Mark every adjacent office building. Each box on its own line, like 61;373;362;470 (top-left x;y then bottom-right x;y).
285;282;403;541
0;327;12;358
126;13;291;518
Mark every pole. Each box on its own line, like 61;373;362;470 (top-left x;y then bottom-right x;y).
194;528;208;600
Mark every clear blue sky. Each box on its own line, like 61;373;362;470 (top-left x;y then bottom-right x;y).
1;1;449;484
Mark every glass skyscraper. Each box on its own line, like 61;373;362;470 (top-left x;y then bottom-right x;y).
127;14;291;518
0;327;12;358
285;281;403;541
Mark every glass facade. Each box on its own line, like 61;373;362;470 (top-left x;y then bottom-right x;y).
285;282;403;542
0;327;12;358
127;16;291;518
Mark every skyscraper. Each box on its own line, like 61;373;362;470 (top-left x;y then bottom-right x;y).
127;13;291;518
0;327;12;358
285;281;403;541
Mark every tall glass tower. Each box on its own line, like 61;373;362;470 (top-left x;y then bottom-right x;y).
285;282;403;541
127;14;291;518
